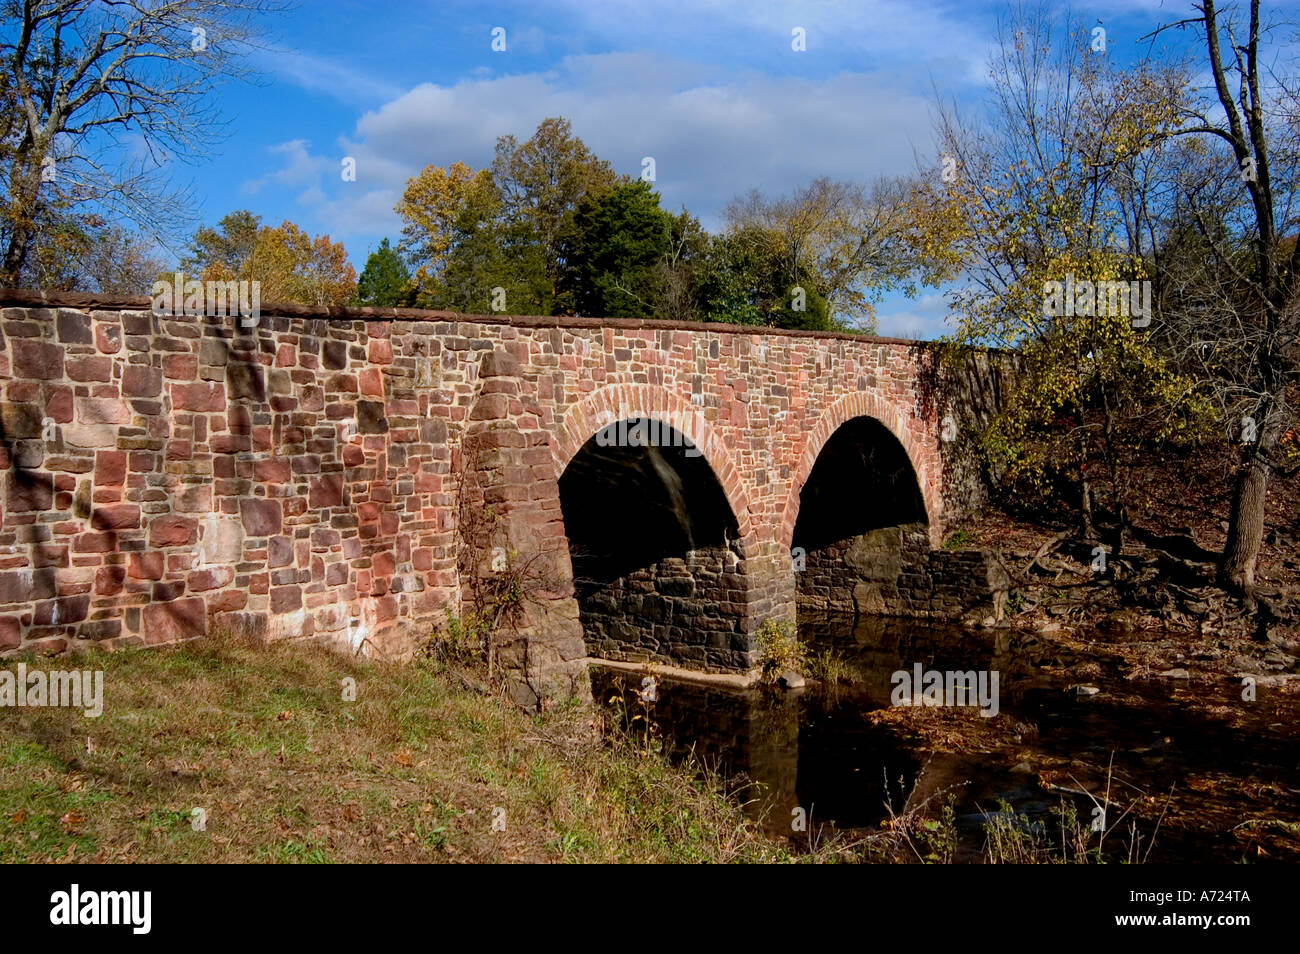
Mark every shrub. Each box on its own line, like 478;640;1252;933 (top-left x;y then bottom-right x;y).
755;619;806;680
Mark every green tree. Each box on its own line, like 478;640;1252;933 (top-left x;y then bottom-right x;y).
424;172;552;315
696;226;832;330
182;210;262;278
356;238;412;306
560;180;672;318
490;117;621;305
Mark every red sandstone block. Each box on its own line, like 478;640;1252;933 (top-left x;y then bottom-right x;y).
149;514;198;547
172;381;224;411
163;353;198;379
373;552;395;577
368;339;393;364
252;459;291;483
239;498;281;536
143;598;205;643
372;595;398;623
122;366;162;397
25;637;67;655
210;434;249;454
96;324;121;354
270;585;301;612
268;536;292;568
67;355;112;382
13;340;63;379
33;545;68;568
276;343;297;366
91;503;140;530
165;441;193;461
308;474;343;509
207;589;247;612
359;367;384;396
188;566;235;591
95;450;127;486
7;473;53;512
73;532;114;553
96;565;126;595
47;387;73;423
0;616;19;650
129;451;158;473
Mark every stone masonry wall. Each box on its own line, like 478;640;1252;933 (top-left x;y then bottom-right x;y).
798;522;1011;621
575;543;752;671
0;293;982;701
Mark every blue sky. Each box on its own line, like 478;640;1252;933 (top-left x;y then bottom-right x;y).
168;0;1259;337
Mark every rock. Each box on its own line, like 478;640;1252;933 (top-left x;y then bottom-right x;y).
1068;684;1100;697
1158;668;1190;679
1232;655;1265;674
777;670;805;690
1267;632;1300;655
1243;673;1298;688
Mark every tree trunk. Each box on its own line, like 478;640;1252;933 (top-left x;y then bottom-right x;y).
1;222;35;287
1221;455;1270;597
1;156;42;287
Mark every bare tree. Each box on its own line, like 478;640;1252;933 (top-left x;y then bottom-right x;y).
724;176;915;330
0;0;286;286
1150;0;1300;601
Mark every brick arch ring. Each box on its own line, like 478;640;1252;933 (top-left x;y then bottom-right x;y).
551;384;759;562
777;391;943;551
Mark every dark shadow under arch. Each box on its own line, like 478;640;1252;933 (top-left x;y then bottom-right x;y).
791;416;929;618
559;418;749;670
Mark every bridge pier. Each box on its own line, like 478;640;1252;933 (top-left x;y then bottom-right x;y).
459;351;589;708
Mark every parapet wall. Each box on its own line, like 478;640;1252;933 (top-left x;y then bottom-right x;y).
0;292;993;704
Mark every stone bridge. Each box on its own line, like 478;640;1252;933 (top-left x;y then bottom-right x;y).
0;292;1003;706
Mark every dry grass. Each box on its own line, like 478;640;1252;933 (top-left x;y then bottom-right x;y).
0;632;799;864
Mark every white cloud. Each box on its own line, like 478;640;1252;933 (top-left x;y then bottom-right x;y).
874;290;955;340
253;50;944;245
257;47;405;105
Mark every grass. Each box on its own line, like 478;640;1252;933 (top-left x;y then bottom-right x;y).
755;619;807;681
0;632;800;863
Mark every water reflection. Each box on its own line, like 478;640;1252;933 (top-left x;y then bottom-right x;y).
594;613;1300;862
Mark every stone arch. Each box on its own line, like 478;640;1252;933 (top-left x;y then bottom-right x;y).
553;383;764;672
553;383;757;560
779;391;941;551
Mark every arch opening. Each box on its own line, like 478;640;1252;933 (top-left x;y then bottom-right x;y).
791;416;930;616
559;417;750;670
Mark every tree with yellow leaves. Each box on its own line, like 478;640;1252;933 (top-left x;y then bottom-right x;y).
914;9;1209;549
180;212;356;306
